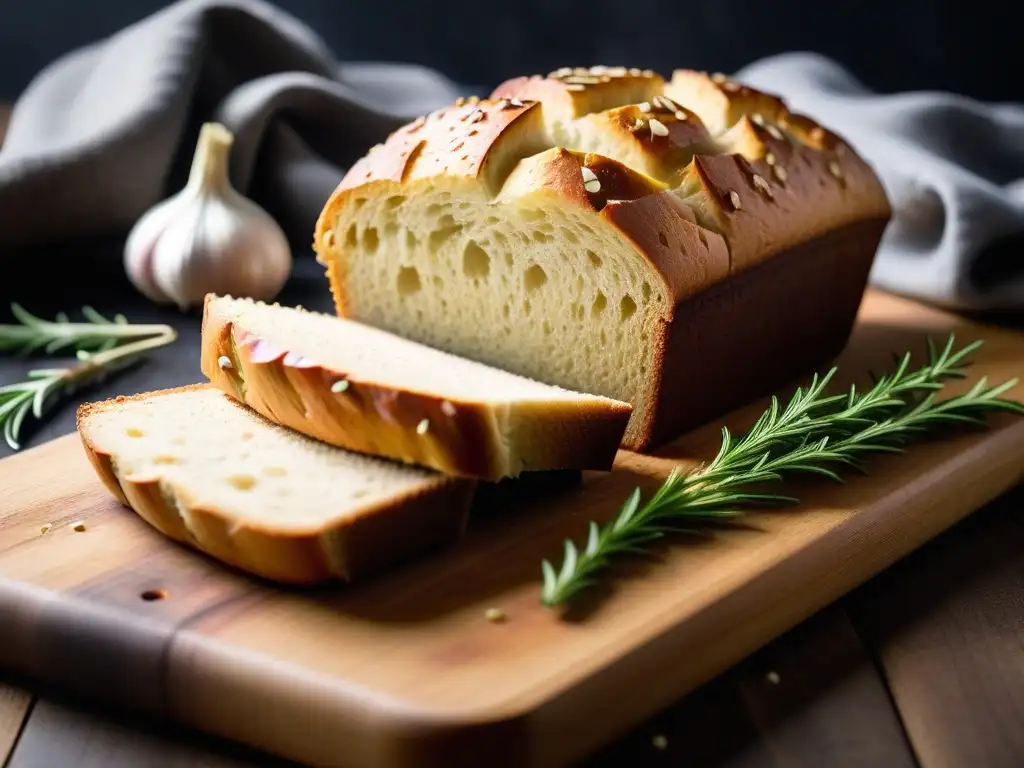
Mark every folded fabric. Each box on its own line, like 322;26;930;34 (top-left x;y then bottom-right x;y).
738;52;1024;315
0;0;468;254
2;0;1022;314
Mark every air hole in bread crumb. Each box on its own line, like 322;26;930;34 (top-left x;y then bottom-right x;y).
354;198;367;209
363;227;380;254
576;304;585;321
345;224;358;248
386;195;406;209
397;266;422;296
125;428;144;438
241;432;254;441
485;216;499;225
561;228;580;245
587;250;602;268
600;329;608;345
383;221;398;238
495;232;508;247
503;252;513;266
521;208;545;222
543;320;552;335
352;489;370;499
532;230;552;244
658;231;669;248
426;203;443;216
263;466;287;477
642;282;652;301
153;455;177;465
405;230;418;250
463;241;490;279
427;223;463;254
227;474;256;491
524;264;548;292
620;295;637;321
502;303;511;318
593;292;607;315
523;299;532;315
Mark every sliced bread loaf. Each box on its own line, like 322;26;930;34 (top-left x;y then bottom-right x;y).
313;68;891;450
200;294;632;480
78;385;475;584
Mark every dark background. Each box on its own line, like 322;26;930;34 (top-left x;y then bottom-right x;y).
0;0;1020;103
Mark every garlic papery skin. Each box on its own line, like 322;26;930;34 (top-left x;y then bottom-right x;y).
124;122;292;310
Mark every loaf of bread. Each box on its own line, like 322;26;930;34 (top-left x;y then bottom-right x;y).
313;67;892;450
200;294;631;480
78;385;475;584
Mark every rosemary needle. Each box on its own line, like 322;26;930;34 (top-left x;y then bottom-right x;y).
540;334;1024;608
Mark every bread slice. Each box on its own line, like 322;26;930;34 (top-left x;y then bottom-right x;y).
313;67;891;450
77;385;475;584
200;294;632;480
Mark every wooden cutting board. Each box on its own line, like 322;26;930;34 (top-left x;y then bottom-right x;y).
1;289;1024;768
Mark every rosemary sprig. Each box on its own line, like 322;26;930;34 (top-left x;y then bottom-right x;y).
0;330;177;451
0;303;174;356
541;334;1024;607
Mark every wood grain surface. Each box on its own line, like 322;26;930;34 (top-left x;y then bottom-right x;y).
1;290;1024;768
0;681;32;765
851;489;1024;768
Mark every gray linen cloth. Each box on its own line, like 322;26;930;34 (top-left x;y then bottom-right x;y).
2;0;1023;314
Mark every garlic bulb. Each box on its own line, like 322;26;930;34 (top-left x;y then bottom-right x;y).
124;122;292;310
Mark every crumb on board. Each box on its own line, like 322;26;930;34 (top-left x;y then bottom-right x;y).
71;520;87;532
40;524;51;535
484;607;506;623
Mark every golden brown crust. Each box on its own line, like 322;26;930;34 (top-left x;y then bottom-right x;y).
491;67;664;122
199;297;633;480
76;385;475;585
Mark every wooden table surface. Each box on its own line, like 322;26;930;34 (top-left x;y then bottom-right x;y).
2;103;1024;768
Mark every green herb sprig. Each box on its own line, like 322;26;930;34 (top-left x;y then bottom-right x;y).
0;305;177;450
0;304;173;356
541;335;1024;608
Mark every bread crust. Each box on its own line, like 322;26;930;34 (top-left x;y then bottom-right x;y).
77;385;475;585
314;66;892;451
200;297;633;480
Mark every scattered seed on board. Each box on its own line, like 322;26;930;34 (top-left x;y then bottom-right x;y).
729;190;742;210
766;670;781;684
416;419;430;435
331;380;350;393
218;355;232;370
582;166;601;194
71;520;87;532
485;607;506;623
40;524;51;535
652;734;668;750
